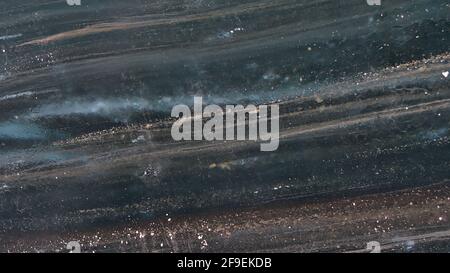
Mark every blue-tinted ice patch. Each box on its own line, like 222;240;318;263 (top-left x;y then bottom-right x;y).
0;122;47;140
418;128;449;141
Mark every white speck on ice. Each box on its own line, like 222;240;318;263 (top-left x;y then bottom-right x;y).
442;71;449;78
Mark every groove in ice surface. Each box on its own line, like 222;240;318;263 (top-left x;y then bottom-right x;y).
0;34;22;41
